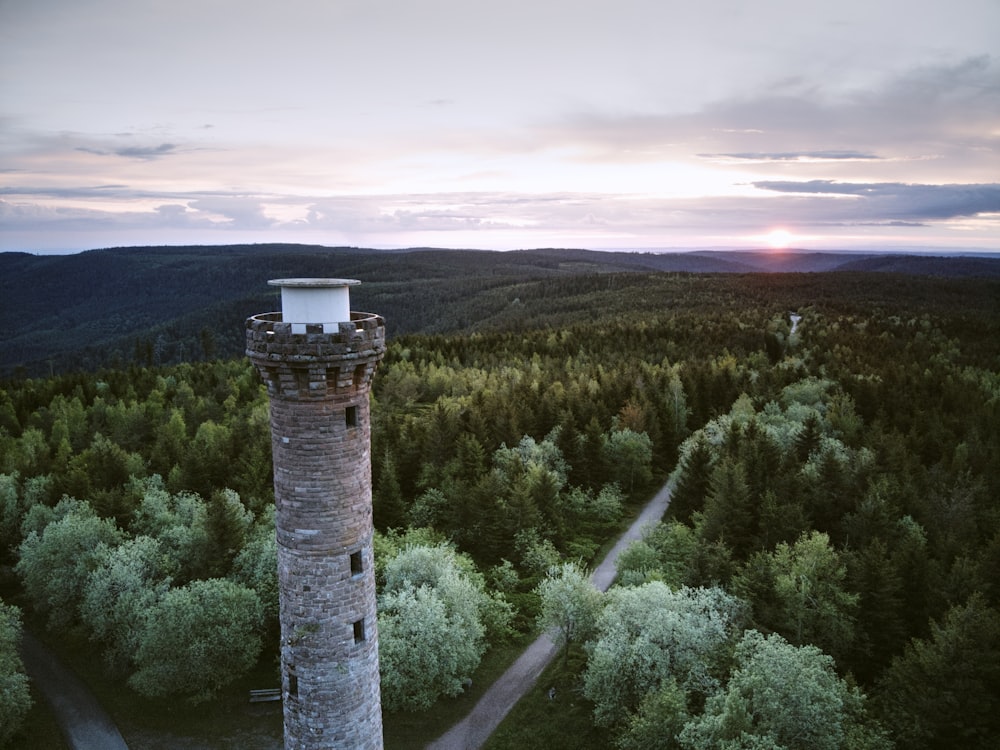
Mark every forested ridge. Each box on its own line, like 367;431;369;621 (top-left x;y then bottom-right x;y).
1;265;999;748
3;244;998;378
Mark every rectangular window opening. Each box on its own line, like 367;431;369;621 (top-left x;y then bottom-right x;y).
353;619;366;644
350;550;363;577
353;364;367;387
266;367;282;394
293;367;309;392
288;670;298;698
345;405;359;428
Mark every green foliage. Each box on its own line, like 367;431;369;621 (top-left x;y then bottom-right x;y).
229;517;279;631
4;246;999;378
733;531;859;663
16;498;124;630
876;594;1000;750
600;428;654;496
1;260;998;747
128;578;264;703
679;630;890;750
535;562;604;663
617;520;714;589
129;476;211;583
669;436;714;524
80;535;174;674
0;473;25;556
583;583;746;728
203;488;254;577
379;583;482;712
0;600;32;748
616;680;690;750
378;542;512;712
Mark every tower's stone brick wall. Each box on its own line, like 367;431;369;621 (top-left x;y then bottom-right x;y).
247;311;386;750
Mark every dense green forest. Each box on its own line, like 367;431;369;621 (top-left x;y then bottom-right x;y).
4;244;999;378
1;264;999;748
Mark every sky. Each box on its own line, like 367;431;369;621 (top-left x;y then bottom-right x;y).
2;0;999;254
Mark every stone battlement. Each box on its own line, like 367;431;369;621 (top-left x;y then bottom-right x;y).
246;311;385;361
246;312;386;400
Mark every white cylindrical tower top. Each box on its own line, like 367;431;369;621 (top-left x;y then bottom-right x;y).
269;278;360;332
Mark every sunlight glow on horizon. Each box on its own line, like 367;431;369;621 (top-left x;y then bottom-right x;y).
765;229;794;249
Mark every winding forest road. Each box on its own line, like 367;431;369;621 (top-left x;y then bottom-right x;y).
426;481;672;750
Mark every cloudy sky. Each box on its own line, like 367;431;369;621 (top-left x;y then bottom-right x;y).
2;0;998;253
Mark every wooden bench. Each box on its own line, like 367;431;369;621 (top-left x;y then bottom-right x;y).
249;688;282;703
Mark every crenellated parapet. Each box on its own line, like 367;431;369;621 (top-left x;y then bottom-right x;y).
246;312;386;399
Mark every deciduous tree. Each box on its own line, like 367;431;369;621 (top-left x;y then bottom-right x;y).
16;499;123;630
378;542;512;711
81;535;173;674
679;630;890;750
0;600;31;747
583;582;745;728
536;561;603;664
129;578;263;703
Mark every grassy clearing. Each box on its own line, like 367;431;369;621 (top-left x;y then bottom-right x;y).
9;682;68;750
484;646;610;750
384;634;533;749
18;622;533;750
28;628;283;750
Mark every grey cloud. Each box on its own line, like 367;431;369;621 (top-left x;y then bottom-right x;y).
74;143;177;159
752;180;1000;221
0;185;131;197
75;146;110;156
550;56;999;177
855;221;928;228
3;181;995;247
703;56;998;147
699;150;881;162
115;143;177;159
188;197;272;229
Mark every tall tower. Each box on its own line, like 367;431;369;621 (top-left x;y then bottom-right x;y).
246;279;385;750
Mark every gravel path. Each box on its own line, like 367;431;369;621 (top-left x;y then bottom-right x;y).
19;631;130;750
426;481;672;750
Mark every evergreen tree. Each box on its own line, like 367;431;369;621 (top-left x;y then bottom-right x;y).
877;594;1000;750
670;435;713;524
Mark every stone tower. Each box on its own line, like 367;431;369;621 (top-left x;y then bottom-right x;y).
246;279;385;750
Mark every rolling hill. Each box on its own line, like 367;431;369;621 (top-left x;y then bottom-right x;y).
2;244;998;377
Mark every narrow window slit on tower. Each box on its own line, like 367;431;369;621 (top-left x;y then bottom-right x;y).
266;366;282;394
350;550;363;577
353;363;367;386
353;619;366;644
346;405;358;428
293;367;309;392
326;366;339;391
288;669;298;698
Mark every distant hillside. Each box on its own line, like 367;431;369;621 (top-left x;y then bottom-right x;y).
834;254;1000;277
2;244;999;377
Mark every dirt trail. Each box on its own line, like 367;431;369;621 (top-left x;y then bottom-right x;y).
19;631;130;750
426;482;672;750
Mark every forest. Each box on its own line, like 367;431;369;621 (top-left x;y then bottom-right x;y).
1;263;999;749
4;243;998;379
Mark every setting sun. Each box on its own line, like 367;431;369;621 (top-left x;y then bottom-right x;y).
765;229;794;249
